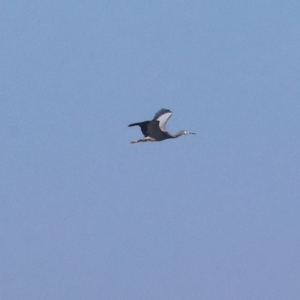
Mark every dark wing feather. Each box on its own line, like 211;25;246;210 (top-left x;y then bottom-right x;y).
128;121;150;137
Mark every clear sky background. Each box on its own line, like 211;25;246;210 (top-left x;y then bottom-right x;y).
1;1;300;299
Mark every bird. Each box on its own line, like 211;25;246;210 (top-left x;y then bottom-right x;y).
128;108;196;144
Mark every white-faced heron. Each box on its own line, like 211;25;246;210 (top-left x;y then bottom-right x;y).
128;108;196;144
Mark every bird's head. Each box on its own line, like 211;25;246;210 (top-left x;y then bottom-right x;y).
182;130;196;135
173;130;196;138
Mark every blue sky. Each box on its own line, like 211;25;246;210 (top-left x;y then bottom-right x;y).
1;1;300;299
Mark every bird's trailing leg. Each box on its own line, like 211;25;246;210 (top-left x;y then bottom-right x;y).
130;136;156;144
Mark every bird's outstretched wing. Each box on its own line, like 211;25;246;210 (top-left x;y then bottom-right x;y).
153;109;171;120
153;108;172;132
128;121;150;137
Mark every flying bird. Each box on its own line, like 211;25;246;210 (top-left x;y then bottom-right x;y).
128;108;196;144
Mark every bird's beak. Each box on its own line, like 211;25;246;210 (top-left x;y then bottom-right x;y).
190;132;196;135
